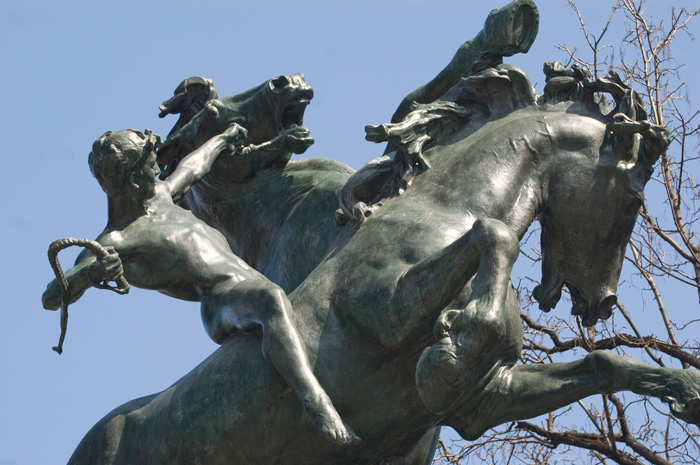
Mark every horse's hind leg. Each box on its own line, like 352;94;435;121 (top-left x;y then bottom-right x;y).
68;411;130;465
451;351;700;440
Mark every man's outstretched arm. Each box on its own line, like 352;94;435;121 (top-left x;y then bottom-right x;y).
42;247;122;310
164;123;246;201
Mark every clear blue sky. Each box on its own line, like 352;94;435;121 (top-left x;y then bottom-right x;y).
1;1;697;464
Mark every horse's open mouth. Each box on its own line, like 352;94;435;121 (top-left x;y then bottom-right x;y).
566;282;617;327
281;99;311;128
566;282;587;317
532;280;563;312
534;278;618;327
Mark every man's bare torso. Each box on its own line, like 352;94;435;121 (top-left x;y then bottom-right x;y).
98;188;259;301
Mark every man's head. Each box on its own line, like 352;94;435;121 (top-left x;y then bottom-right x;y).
89;129;162;198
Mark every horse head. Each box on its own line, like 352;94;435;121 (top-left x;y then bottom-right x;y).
157;73;314;179
533;67;669;326
414;65;670;439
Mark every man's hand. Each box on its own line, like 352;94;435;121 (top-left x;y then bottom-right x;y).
87;247;124;287
221;123;249;153
273;125;315;154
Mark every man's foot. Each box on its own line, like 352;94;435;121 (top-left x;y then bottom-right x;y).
301;394;361;446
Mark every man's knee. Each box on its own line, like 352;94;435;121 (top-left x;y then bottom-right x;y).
219;279;291;328
236;280;289;318
200;278;291;344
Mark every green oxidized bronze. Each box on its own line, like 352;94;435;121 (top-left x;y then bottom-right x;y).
42;1;700;464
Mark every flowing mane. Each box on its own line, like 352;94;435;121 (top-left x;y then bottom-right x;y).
338;61;666;229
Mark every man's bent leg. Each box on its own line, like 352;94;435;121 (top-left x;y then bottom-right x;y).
201;278;361;446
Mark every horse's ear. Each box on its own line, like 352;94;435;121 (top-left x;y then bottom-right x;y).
638;123;669;173
606;114;669;189
616;88;648;123
593;78;669;179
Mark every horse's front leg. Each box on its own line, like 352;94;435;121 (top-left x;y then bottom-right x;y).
413;218;522;415
381;218;517;348
448;351;700;440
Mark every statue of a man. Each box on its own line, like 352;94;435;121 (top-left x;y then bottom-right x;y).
41;125;360;446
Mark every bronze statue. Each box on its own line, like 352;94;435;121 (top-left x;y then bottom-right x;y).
44;1;700;464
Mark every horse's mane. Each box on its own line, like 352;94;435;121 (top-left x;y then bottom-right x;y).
338;62;669;227
537;61;668;182
439;64;538;120
438;61;667;182
539;61;648;122
338;65;539;226
455;61;648;128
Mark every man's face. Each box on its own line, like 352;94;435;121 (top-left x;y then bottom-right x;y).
132;150;160;199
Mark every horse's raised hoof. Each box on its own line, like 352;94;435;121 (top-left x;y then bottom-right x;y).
663;369;700;428
301;397;362;447
668;395;700;428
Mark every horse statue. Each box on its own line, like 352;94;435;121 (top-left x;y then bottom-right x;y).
62;2;700;464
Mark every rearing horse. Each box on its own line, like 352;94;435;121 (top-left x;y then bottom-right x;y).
65;60;699;465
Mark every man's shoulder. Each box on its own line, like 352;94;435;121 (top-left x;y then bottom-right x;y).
95;229;126;250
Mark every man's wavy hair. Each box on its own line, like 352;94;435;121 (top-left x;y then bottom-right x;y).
88;129;161;196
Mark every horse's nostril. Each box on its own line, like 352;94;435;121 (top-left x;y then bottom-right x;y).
598;295;617;320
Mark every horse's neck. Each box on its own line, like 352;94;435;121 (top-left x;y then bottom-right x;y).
420;113;552;238
185;168;286;260
220;82;264;108
494;109;607;239
187;162;347;281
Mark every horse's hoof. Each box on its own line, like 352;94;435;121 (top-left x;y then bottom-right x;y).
681;397;700;427
666;394;700;428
